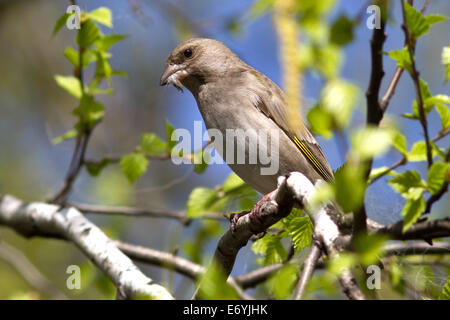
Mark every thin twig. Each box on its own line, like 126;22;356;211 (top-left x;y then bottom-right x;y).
293;241;322;300
400;0;433;167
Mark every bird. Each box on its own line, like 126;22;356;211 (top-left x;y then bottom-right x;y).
160;38;333;197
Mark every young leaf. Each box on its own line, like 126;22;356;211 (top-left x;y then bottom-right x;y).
354;234;387;266
286;216;313;253
329;14;355;46
267;264;298;300
307;105;334;139
251;234;287;266
369;166;398;182
140;133;166;156
54;75;82;98
88;7;113;28
96;34;127;51
86;158;111;177
193;149;209;174
392;131;408;156
186;187;218;218
387;47;412;73
440;280;450;300
165;120;177;152
321;79;359;129
350;126;393;160
408;141;437;162
436;103;450;130
64;47;97;67
120;152;148;183
424;15;447;27
222;173;246;193
401;196;425;232
73;95;104;128
333;165;365;213
427;161;449;194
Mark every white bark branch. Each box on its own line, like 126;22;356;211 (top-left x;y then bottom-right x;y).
0;195;173;300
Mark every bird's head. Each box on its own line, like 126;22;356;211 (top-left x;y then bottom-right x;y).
160;38;243;93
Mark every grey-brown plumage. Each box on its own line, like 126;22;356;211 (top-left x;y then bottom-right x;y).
160;38;333;194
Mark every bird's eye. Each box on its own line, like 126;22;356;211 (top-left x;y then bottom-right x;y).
184;49;193;58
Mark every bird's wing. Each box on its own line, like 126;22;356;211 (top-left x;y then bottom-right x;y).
245;70;334;182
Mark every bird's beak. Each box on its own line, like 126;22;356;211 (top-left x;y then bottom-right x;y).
160;64;179;86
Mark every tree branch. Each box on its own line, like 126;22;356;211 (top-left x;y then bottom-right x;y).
199;172;366;300
400;0;433;167
114;240;253;300
376;217;450;240
0;195;174;300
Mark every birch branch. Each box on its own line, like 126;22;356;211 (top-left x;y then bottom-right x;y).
0;195;173;300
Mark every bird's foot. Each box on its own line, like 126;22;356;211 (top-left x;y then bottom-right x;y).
229;191;274;233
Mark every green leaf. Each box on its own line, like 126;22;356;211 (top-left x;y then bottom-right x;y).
54;75;82;98
424;15;447;27
392;131;408;156
52;128;78;144
314;44;342;79
327;253;357;276
95;50;112;83
404;2;429;38
286;216;313;253
186;187;218;218
321;79;359;128
86;158;111;177
63;47;97;67
401;196;425;232
334;165;365;213
354;234;387;266
165;120;177;152
267;264;298;300
436;103;450;130
88;7;112;28
427;161;449;194
52;13;73;37
387;47;412;73
72;95;104;128
96;34;127;51
251;234;287;266
193;149;210;174
440;280;450;300
140;133;166;156
408;141;437;162
442;46;450;83
351;126;393;160
307;105;334;139
369;166;397;182
329;14;355;46
196;260;239;300
250;0;276;18
76;20;100;48
120;153;148;183
388;170;424;199
222;173;246;193
112;70;128;78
